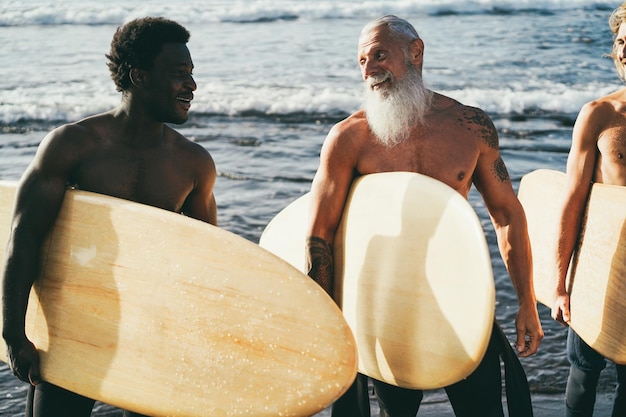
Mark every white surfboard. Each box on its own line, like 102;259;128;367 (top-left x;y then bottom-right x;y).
260;172;495;389
518;169;626;364
0;180;357;417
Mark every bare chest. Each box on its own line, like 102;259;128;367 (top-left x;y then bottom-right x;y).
356;133;481;194
71;146;192;212
597;126;626;185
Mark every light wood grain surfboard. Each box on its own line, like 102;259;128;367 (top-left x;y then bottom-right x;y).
518;169;626;365
260;172;495;389
0;180;357;417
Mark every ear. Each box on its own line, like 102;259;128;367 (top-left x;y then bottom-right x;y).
129;68;145;88
409;38;424;65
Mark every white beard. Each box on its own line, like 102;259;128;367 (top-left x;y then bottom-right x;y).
364;66;433;147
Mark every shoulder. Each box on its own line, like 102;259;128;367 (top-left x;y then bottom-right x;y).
579;90;626;120
572;90;626;139
37;114;110;158
25;114;114;180
314;111;369;172
168;128;207;152
325;111;369;148
433;96;498;150
165;127;216;172
332;110;368;134
431;94;495;128
454;103;494;128
46;112;117;144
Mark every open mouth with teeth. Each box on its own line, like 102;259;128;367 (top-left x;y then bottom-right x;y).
370;75;391;90
176;96;192;110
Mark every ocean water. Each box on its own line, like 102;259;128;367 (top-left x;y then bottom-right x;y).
0;0;622;415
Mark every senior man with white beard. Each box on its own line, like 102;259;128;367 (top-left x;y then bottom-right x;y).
305;15;543;417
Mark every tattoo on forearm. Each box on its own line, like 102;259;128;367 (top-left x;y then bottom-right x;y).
305;236;334;297
492;156;511;183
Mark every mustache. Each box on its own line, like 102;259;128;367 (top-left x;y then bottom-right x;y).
367;72;392;89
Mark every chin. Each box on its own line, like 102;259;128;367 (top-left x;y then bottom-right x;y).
168;114;189;125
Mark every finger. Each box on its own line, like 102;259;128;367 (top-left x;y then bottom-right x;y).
551;304;570;327
515;332;527;354
27;351;41;385
562;304;571;324
28;367;41;386
526;336;540;356
555;314;568;327
12;366;31;383
518;343;531;357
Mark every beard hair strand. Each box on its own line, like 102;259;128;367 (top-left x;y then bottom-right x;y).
364;66;433;147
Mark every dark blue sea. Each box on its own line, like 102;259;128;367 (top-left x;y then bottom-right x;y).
0;0;621;415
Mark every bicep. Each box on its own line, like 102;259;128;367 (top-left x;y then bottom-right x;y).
12;128;85;240
557;104;601;236
564;104;600;195
11;171;68;247
466;107;515;219
307;130;357;243
473;145;519;227
182;151;218;226
184;191;217;226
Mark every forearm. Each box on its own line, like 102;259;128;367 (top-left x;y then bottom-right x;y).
496;222;536;307
3;211;47;344
305;236;335;298
555;200;586;297
497;220;544;354
555;232;576;296
2;246;39;343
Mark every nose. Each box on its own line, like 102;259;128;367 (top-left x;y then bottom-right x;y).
185;73;197;91
361;59;378;81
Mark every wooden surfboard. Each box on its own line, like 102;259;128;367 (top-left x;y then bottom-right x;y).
260;172;495;389
518;169;626;364
0;180;357;417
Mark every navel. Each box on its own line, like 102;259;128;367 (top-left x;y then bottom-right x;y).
618;152;623;160
458;172;465;181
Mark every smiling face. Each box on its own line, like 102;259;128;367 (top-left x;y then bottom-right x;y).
357;21;432;146
357;26;416;95
140;42;197;125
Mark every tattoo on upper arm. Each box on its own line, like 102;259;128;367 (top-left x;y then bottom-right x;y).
492;156;511;183
461;109;498;150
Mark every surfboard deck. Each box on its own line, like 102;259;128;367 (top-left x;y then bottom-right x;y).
260;172;495;389
518;169;626;365
0;180;357;417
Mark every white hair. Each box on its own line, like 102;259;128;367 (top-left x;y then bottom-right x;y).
364;63;433;147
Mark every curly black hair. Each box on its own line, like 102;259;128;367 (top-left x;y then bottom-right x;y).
106;17;190;92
